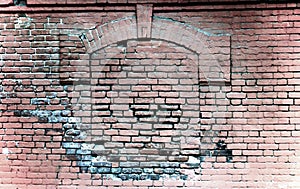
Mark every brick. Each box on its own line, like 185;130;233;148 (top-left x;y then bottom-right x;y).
226;92;246;99
112;136;131;142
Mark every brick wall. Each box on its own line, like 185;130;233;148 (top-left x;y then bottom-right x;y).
0;1;300;188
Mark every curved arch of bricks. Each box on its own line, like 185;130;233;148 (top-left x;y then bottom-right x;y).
62;4;232;181
81;4;231;83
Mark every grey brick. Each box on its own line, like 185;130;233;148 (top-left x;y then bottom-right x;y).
63;124;73;129
66;129;81;136
32;110;51;117
81;155;92;161
111;168;122;174
143;168;153;173
77;161;91;167
92;161;112;167
163;168;175;174
52;110;62;116
140;162;160;167
31;98;50;105
48;116;60;123
184;163;200;168
122;168;132;174
139;174;148;180
46;92;57;99
21;110;33;117
62;142;81;149
128;174;139;180
180;175;188;180
62;110;71;116
118;174;129;181
66;149;76;155
132;168;142;174
76;149;91;155
160;162;180;168
148;174;160;180
59;117;68;123
120;162;139;167
89;167;98;174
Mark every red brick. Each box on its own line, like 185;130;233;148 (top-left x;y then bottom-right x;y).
112;136;131;142
0;3;299;188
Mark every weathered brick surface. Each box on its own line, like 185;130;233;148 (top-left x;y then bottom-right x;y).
1;1;300;188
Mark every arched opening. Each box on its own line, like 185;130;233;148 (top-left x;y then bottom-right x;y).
63;15;231;180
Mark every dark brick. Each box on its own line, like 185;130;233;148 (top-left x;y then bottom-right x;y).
97;168;111;174
30;98;50;105
111;168;122;174
139;174;148;180
122;168;132;174
180;175;188;180
128;174;139;180
184;163;200;169
65;129;81;136
148;174;160;180
118;174;129;181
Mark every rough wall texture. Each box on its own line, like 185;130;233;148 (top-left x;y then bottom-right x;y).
0;1;300;189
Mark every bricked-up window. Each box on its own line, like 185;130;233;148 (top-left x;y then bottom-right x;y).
61;11;232;180
91;41;200;161
63;33;234;179
64;39;204;179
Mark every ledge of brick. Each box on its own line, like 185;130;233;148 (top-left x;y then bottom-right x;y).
25;0;275;6
0;2;296;11
27;0;97;5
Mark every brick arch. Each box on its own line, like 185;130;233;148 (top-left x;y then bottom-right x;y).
66;15;233;181
80;16;231;83
69;38;209;180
